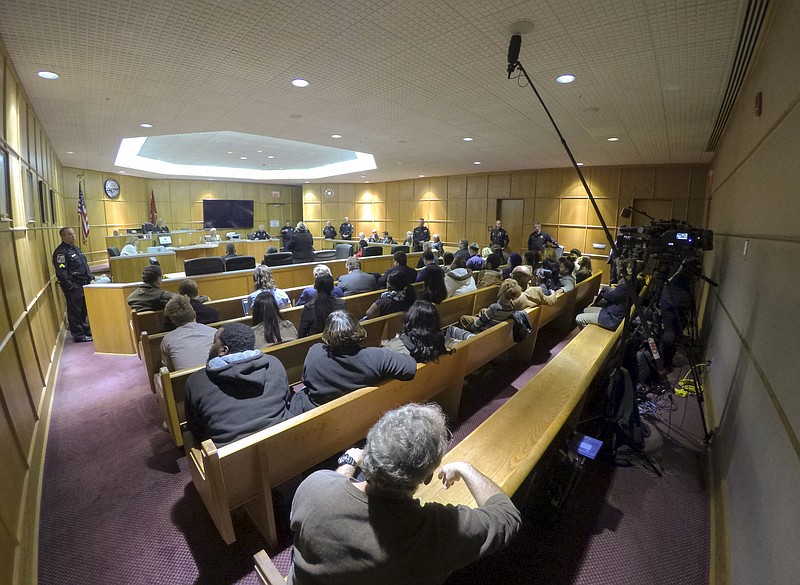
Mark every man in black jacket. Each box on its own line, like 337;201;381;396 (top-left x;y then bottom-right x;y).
412;218;431;252
339;217;354;240
184;322;292;446
322;221;337;239
53;227;94;342
490;220;509;250
527;222;559;253
378;251;417;288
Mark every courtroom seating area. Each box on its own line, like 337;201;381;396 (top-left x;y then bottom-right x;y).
262;252;293;266
185;256;225;276
223;255;256;272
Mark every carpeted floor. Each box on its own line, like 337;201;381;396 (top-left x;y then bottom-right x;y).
38;328;709;584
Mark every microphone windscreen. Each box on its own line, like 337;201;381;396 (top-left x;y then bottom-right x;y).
507;35;522;65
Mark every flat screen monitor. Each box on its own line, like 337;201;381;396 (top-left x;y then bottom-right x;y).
203;199;254;229
126;228;142;234
158;235;173;246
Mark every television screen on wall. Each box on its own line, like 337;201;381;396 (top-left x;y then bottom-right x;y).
202;199;254;229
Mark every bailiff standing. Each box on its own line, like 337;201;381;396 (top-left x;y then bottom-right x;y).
53;227;94;342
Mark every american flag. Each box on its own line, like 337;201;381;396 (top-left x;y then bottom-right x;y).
150;190;157;225
77;181;90;239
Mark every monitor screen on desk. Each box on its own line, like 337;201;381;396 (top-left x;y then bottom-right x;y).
127;228;142;234
158;235;173;246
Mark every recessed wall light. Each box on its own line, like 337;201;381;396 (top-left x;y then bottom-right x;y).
473;161;482;165
556;74;575;84
66;151;75;154
37;70;59;80
607;137;620;142
331;134;342;139
292;78;309;87
462;137;474;142
139;123;153;128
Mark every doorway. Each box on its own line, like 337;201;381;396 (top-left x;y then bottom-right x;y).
497;199;525;253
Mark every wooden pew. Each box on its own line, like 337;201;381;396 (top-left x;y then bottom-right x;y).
184;350;468;547
184;303;546;547
573;271;602;315
413;318;623;509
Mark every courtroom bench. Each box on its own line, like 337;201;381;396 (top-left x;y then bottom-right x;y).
184;302;544;548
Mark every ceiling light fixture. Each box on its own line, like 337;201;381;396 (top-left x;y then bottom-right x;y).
607;137;620;142
256;150;263;153
139;123;153;128
473;161;482;165
37;70;59;80
576;162;584;166
419;175;425;178
292;78;309;87
556;74;575;84
462;137;474;142
240;156;247;160
267;155;275;159
66;151;75;154
331;134;342;139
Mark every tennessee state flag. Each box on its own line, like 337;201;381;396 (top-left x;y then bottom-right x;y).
150;190;157;225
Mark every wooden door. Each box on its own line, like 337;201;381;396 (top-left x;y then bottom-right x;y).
498;199;525;254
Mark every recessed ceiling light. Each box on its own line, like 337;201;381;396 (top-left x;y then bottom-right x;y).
139;123;153;128
240;156;248;160
419;175;425;178
267;155;275;159
361;174;367;178
473;161;482;165
119;170;126;173
576;162;584;166
556;74;575;84
37;70;59;80
462;137;474;142
607;137;620;142
331;134;342;139
256;150;263;153
66;151;75;154
226;151;233;154
365;181;370;183
292;78;309;88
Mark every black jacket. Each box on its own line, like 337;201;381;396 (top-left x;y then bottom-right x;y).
287;230;315;263
53;242;92;292
323;225;337;239
185;352;293;446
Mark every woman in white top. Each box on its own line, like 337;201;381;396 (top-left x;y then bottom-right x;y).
251;290;298;348
248;264;291;308
120;237;138;256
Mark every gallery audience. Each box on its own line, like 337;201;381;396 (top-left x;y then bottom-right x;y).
297;274;345;337
363;272;416;319
160;295;215;371
418;263;448;304
250;291;298;348
249;264;291;309
460;279;522;333
444;255;477;298
337;257;380;296
378;251;417;288
296;264;344;306
127;265;174;312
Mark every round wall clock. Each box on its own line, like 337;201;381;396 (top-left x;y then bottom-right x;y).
104;178;121;199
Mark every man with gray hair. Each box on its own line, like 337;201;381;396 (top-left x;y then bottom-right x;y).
337;256;379;296
296;264;344;306
288;403;521;584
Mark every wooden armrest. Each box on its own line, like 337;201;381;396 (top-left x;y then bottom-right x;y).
254;550;286;584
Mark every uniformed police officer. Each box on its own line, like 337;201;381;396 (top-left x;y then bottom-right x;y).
412;218;431;252
53;227;93;342
339;217;354;240
490;220;510;250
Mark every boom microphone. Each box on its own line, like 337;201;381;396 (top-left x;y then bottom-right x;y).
507;34;521;78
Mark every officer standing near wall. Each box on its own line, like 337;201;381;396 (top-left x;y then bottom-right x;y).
53;227;94;342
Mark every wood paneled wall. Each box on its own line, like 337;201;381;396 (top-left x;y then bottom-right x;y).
61;169;303;265
1;46;69;585
302;164;709;254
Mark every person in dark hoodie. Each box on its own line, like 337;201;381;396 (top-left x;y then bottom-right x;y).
184;322;292;446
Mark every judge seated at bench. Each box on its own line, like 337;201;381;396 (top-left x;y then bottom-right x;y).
184;322;293;446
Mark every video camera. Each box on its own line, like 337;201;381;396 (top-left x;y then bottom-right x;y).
617;220;713;264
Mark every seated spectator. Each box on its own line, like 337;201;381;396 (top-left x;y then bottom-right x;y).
338;256;380;296
403;230;414;247
296;264;344;306
418;263;447;304
266;246;278;254
248;264;291;308
477;254;503;288
222;242;239;259
444;255;477;298
354;238;370;258
416;242;440;268
368;229;381;243
502;252;522;279
555;257;576;292
575;256;593;283
120;237;138;256
576;261;633;330
286;221;315;264
127;265;174;312
252;224;270;240
298;274;345;337
522;250;541;269
441;251;454;272
509;265;556;309
288;403;521;584
382;300;467;362
380;231;394;244
160;295;216;371
184;322;292;446
431;233;444;256
176;278;221;326
364;272;416;320
459;279;522;333
537;258;561;294
416;250;438;279
289;311;417;414
453;239;471;263
465;243;484;270
481;246;493;260
378;251;417;288
486;244;505;270
251;291;298;348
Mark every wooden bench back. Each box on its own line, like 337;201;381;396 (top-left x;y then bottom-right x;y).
414;319;622;508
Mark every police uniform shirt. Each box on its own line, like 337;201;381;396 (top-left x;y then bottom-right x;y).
491;227;509;248
53;242;92;291
323;225;337;239
412;225;430;246
253;230;270;240
339;222;354;239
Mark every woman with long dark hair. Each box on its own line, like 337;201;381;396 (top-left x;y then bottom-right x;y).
418;264;447;304
363;271;416;319
381;300;450;363
251;290;298;348
298;274;345;337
